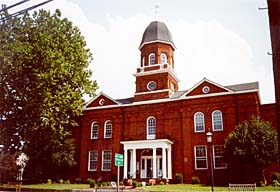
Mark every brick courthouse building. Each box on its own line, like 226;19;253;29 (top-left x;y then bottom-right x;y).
74;20;277;184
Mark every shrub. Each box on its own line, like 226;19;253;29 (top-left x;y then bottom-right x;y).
87;178;96;188
132;180;141;188
272;180;280;187
58;179;63;184
272;172;280;182
119;181;124;186
191;176;200;184
64;180;70;184
47;179;52;184
160;181;165;185
175;173;184;184
75;178;82;184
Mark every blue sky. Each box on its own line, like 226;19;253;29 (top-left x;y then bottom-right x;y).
3;0;274;104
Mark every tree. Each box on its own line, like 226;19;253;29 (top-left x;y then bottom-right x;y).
224;116;278;184
0;8;97;182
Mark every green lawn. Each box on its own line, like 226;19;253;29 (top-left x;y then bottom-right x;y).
22;184;89;190
141;184;280;191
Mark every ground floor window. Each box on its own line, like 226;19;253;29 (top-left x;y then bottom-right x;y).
194;146;207;169
213;145;227;169
88;151;98;171
102;150;112;171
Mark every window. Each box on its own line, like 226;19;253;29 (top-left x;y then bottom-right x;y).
141;57;145;67
213;145;227;169
104;120;112;138
160;53;167;64
212;110;223;131
88;151;98;171
194;146;207;169
147;116;156;139
102;150;112;171
194;112;205;132
149;53;156;65
91;122;99;139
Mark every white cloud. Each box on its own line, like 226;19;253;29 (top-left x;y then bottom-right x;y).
1;0;274;104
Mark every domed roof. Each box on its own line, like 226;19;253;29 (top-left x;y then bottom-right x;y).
139;21;176;49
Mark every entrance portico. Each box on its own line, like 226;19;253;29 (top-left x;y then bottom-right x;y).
120;139;173;180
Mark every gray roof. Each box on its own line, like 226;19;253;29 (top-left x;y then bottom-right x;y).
226;82;259;91
139;21;175;49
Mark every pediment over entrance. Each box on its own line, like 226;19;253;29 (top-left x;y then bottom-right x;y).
121;139;173;150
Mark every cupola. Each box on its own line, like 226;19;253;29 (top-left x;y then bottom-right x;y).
134;21;179;102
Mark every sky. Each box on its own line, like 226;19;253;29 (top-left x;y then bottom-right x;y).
2;0;275;104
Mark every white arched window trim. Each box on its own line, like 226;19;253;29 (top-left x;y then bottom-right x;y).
160;53;167;64
104;120;112;138
194;112;205;132
91;121;99;139
212;110;223;131
146;116;156;139
149;53;156;65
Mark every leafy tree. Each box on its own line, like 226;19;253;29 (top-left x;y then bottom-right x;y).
0;8;97;181
224;116;278;184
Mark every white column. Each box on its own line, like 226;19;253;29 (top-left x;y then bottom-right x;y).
123;149;128;179
162;148;167;179
129;150;133;178
152;148;157;178
132;148;137;178
167;148;172;179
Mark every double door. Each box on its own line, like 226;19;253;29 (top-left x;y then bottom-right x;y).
140;156;162;178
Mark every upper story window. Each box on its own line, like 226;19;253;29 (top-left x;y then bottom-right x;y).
194;112;205;132
194;146;207;170
88;151;98;171
104;120;112;138
149;53;156;65
212;110;223;131
102;150;112;171
160;53;167;64
141;57;145;67
147;116;156;140
213;145;227;169
91;122;99;139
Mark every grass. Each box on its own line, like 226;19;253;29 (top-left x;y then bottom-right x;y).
22;184;89;190
140;184;280;191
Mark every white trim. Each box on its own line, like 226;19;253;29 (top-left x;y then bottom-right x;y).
183;78;233;97
194;146;208;170
91;121;99;139
84;92;121;108
139;40;176;50
133;65;180;83
149;53;156;65
84;89;259;111
212;110;223;131
104;120;112;138
213;145;227;169
194;112;205;133
121;139;173;150
88;150;98;171
102;150;112;171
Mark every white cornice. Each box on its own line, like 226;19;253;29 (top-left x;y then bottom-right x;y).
139;40;176;50
134;89;171;95
83;89;259;111
133;67;180;82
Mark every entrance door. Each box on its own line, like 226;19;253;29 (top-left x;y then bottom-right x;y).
140;157;153;178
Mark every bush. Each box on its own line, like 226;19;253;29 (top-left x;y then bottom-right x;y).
272;172;280;182
191;176;200;184
87;178;96;188
272;180;280;187
47;179;52;184
175;173;184;184
58;179;63;184
160;181;165;185
75;178;82;184
64;180;70;184
132;180;141;188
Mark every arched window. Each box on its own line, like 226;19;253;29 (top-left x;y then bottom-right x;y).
104;120;112;138
160;53;167;64
141;57;145;67
147;116;156;139
149;53;155;65
194;112;205;132
91;121;99;139
212;110;223;131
